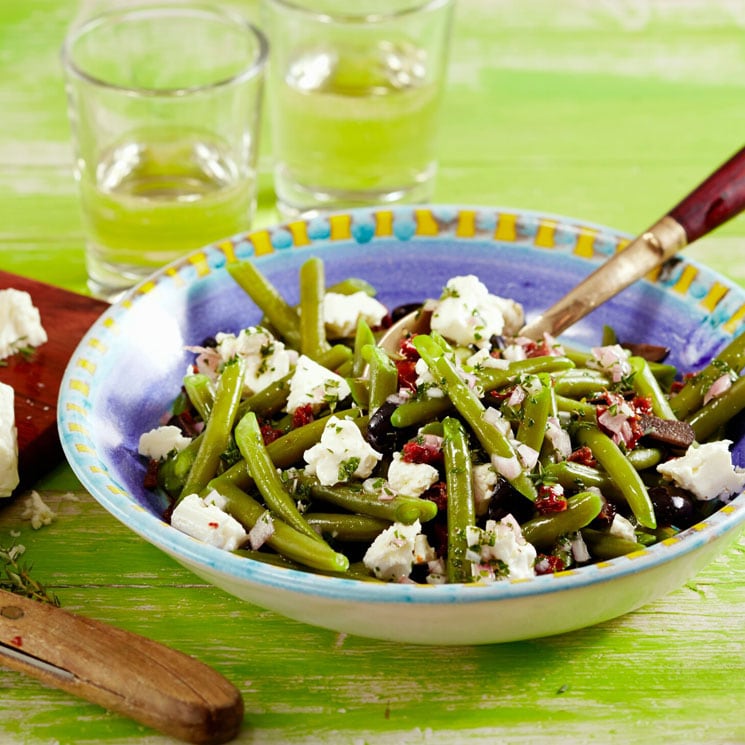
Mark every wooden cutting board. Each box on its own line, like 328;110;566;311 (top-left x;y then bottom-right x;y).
0;271;109;491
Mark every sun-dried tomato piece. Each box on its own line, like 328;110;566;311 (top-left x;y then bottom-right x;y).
402;435;444;466
396;358;418;391
291;404;314;429
535;483;568;514
260;422;284;445
567;446;597;468
534;554;566;575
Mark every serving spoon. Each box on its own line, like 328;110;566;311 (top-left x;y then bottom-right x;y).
380;144;745;349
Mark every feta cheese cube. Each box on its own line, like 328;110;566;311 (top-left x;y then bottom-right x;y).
472;462;498;516
323;291;388;338
0;382;19;497
286;354;352;414
303;415;382;486
387;452;439;497
0;289;47;360
138;425;192;461
657;439;745;501
215;326;297;395
609;513;637;542
466;515;536;581
430;275;524;349
171;491;247;551
363;519;422;581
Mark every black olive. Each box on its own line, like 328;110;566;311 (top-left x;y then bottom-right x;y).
489;334;507;351
649;485;698;529
390;302;424;323
589;495;616;530
365;400;414;455
487;478;534;524
200;335;218;348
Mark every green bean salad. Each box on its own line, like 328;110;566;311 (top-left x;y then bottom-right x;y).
138;258;745;584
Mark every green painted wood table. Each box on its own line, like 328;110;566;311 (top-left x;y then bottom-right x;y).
2;1;745;743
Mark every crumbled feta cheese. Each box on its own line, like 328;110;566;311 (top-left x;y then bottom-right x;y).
657;439;745;501
609;513;637;542
0;382;19;497
363;519;422;581
286;354;352;414
0;289;47;360
20;491;56;529
171;491;247;550
215;326;297;395
467;347;509;370
387;452;439;497
430;275;524;349
303;415;382;486
414;357;444;398
466;515;536;581
323;291;388;338
138;425;191;461
248;511;275;550
472;462;498;516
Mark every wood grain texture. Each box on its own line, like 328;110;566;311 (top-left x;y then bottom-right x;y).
1;1;745;743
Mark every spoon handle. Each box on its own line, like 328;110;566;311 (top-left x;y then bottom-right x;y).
0;588;243;744
520;144;745;339
669;145;745;242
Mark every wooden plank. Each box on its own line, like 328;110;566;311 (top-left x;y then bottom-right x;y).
0;272;108;490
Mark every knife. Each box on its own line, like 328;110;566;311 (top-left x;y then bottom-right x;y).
520;144;745;339
0;588;243;744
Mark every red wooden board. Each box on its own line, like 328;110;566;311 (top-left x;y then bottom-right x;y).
0;271;109;491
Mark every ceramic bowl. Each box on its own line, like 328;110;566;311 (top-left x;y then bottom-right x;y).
58;205;745;645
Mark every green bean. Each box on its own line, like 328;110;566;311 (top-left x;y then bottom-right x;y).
180;360;245;500
553;369;610;398
227;260;301;349
626;446;662;470
215;408;365;491
648;362;677;390
671;331;745;418
443;417;475;583
298;257;328;360
183;374;214;421
555;394;597;422
576;426;656;529
581;528;645;559
352;317;376;377
327;277;377;296
629;356;676;420
601;325;618;346
413;334;536;500
478;356;575;392
158;434;202;495
516;374;552;454
293;472;438;525
521;490;603;548
211;480;349;573
390;397;452;428
542;460;622;499
235;411;322;542
305;512;391;541
362;344;398;412
686;374;745;441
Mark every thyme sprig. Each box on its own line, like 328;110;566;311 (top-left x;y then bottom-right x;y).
0;543;59;606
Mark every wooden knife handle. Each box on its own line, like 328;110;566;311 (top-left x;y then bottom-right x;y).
0;589;243;744
669;144;745;242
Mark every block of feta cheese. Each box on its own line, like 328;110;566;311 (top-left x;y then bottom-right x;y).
138;425;192;461
285;354;352;414
0;381;19;496
0;288;47;360
323;291;388;338
657;439;745;501
430;275;524;349
170;491;248;551
304;415;382;486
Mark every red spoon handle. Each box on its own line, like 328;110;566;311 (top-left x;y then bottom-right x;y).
669;144;745;242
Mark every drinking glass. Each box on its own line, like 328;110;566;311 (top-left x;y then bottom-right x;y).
263;0;453;218
62;4;268;299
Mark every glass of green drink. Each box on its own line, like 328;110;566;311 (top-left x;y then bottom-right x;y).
263;0;454;219
62;4;268;300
